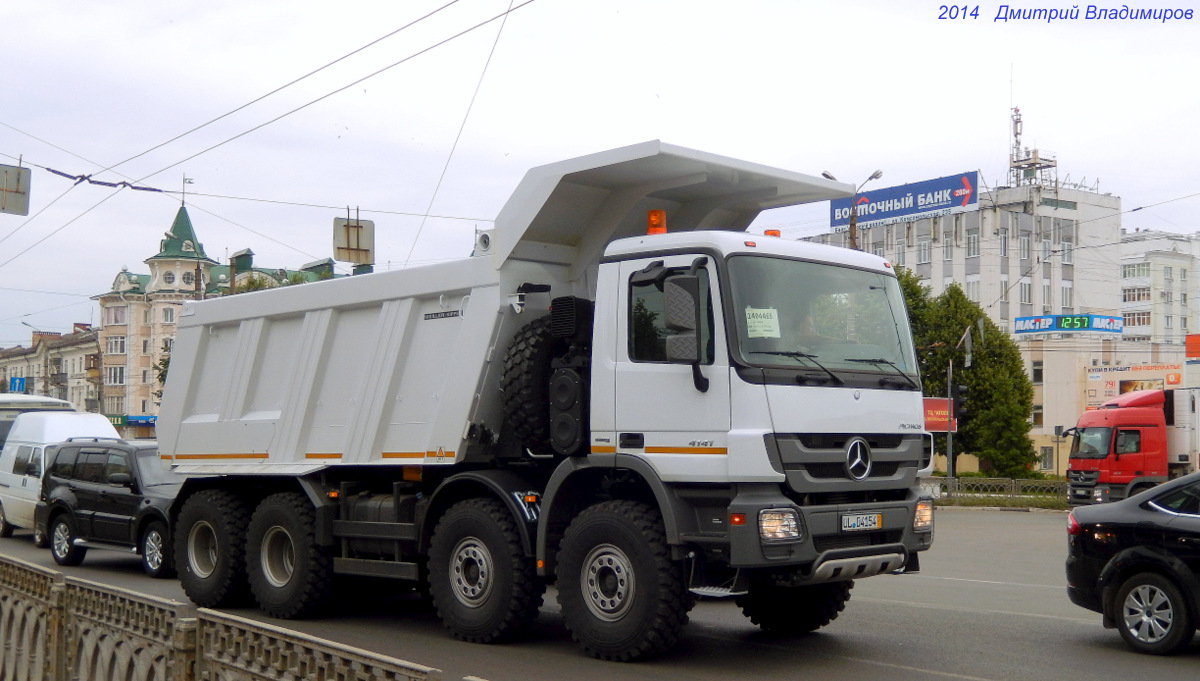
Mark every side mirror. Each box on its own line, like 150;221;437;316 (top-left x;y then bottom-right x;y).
662;273;709;393
663;274;701;364
108;472;132;486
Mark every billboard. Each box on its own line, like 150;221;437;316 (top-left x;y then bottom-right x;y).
1014;315;1123;334
924;397;956;433
1084;364;1183;410
830;171;977;228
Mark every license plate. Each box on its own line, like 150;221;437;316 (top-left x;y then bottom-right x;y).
841;513;882;532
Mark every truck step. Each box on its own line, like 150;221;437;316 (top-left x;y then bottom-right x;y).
688;586;747;598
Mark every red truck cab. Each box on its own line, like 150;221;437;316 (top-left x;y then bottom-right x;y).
1066;389;1170;505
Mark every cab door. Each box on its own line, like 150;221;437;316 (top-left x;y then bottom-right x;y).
612;255;731;482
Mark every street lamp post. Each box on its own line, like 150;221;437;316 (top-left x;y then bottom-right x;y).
822;170;883;251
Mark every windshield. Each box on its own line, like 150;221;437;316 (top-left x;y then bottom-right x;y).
1070;427;1112;459
727;255;918;383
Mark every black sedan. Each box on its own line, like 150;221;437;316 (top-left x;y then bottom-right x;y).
1067;473;1200;654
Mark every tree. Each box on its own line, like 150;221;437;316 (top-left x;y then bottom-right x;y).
896;268;1037;477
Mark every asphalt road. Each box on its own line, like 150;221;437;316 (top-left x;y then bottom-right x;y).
3;508;1199;681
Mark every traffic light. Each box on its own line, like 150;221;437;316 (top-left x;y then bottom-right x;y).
953;384;969;423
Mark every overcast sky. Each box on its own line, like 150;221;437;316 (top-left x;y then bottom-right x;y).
2;0;1197;345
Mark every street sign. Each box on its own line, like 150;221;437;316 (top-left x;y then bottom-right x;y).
8;377;26;393
334;217;375;265
1;164;31;216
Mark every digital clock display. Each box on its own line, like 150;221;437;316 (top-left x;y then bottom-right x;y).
1056;315;1091;330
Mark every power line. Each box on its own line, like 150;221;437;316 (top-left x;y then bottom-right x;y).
96;0;466;178
405;0;516;266
134;0;538;184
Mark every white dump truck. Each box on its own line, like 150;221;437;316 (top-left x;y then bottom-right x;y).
157;141;934;661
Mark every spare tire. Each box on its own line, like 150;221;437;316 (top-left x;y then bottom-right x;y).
502;316;567;455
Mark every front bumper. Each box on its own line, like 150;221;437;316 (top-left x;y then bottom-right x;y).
722;485;933;581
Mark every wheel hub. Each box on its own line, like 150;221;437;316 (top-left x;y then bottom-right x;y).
450;537;493;608
188;520;219;579
581;543;635;622
145;531;164;570
1124;584;1172;643
261;526;296;588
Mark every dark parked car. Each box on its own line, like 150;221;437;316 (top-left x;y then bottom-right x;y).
1066;473;1200;654
34;438;186;578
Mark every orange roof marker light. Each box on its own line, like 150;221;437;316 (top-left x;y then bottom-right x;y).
647;209;667;234
764;229;781;237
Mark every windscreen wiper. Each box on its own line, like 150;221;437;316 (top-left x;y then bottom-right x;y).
750;351;844;385
846;357;920;390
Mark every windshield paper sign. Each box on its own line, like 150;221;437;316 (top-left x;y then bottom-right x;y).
745;307;780;338
830;171;978;228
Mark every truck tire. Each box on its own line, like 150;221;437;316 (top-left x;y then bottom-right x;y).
1115;572;1195;655
49;514;86;566
247;492;333;619
736;579;853;635
502;316;567;454
176;489;253;608
556;500;689;661
428;498;542;643
0;502;13;537
140;520;175;579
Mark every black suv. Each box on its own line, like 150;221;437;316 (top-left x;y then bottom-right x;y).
35;438;186;578
1067;472;1200;655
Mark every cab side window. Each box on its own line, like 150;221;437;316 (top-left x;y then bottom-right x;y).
11;445;32;475
1115;429;1141;455
629;267;714;363
25;447;42;478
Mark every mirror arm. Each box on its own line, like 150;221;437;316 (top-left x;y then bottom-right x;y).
691;363;709;393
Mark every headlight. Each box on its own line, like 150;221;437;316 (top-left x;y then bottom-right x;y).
759;509;801;541
913;499;934;531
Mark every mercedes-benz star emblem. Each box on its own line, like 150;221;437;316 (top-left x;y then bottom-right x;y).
845;438;872;481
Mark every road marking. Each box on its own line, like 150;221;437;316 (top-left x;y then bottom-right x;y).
856;596;1098;624
903;574;1062;589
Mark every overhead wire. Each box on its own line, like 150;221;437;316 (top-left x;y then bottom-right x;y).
97;0;467;177
0;1;525;275
404;0;516;266
133;0;538;185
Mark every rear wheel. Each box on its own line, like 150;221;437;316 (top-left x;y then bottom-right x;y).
33;526;49;548
1115;572;1195;655
428;498;542;643
247;492;332;619
140;520;175;579
737;579;853;635
175;489;252;608
556;500;689;661
50;514;86;566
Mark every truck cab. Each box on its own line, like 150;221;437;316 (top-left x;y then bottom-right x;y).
1067;389;1172;504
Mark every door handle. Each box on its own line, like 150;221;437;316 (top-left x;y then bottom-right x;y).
620;433;645;449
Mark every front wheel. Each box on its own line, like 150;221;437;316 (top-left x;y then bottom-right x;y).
50;514;86;566
1115;572;1195;654
736;579;853;635
175;489;252;608
247;492;332;619
140;520;175;579
428;498;542;643
556;500;689;661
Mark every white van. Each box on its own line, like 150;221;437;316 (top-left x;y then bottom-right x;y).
0;411;119;545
